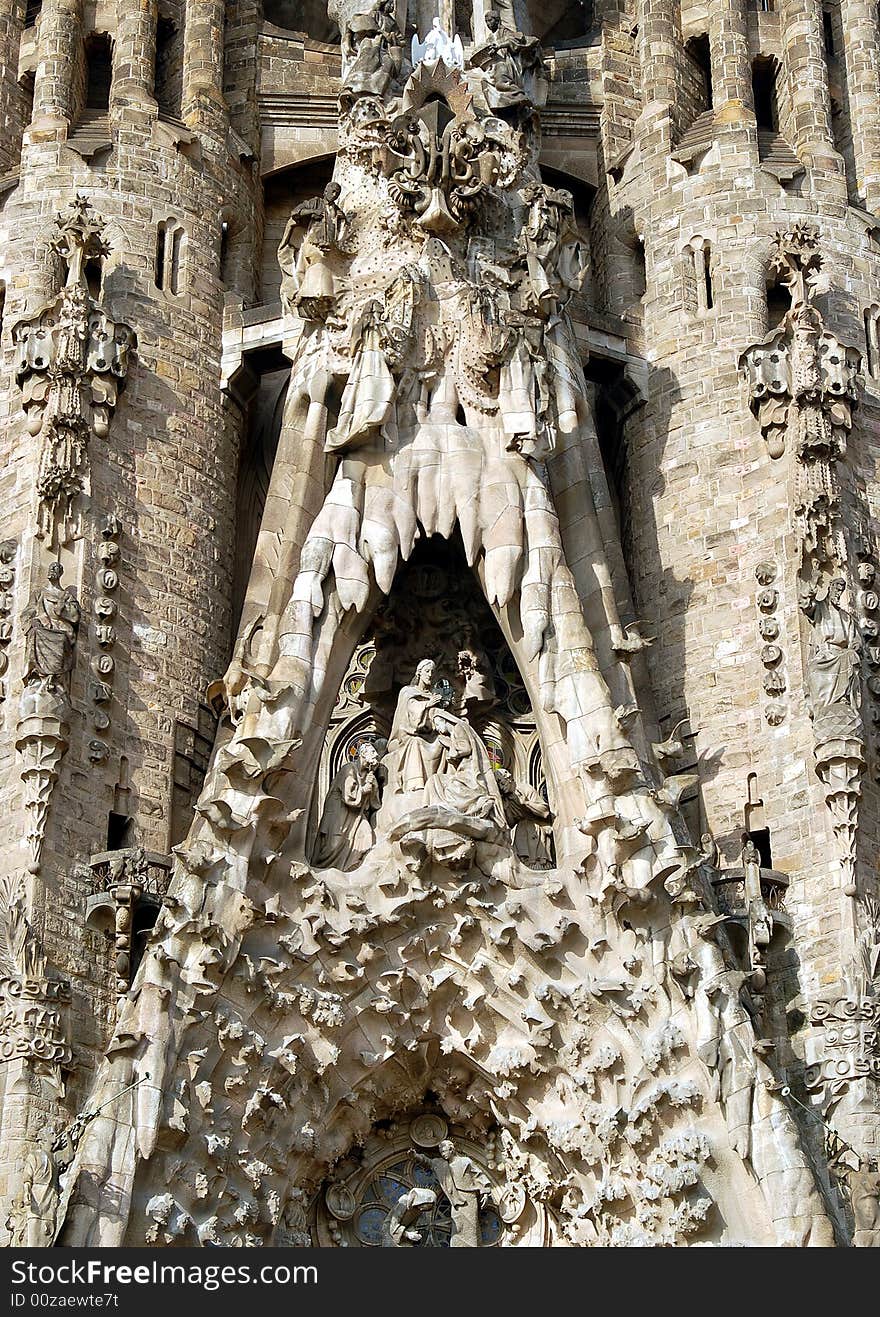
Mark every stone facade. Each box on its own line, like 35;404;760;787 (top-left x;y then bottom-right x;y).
0;0;878;1249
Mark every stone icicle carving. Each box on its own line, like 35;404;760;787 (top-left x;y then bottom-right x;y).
12;196;136;548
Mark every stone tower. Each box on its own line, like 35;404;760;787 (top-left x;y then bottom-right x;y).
0;0;877;1249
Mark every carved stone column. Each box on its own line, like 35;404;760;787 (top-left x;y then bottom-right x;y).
779;0;841;172
182;0;226;124
30;0;83;128
838;0;880;211
111;0;159;108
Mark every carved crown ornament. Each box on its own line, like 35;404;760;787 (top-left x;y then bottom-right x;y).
12;195;136;548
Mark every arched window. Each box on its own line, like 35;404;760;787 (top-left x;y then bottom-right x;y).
84;32;113;112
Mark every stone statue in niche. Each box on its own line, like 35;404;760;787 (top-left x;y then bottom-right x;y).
830;1143;880;1247
413;1139;493;1247
21;562;80;703
341;0;403;100
278;183;349;321
495;769;554;869
312;742;382;872
803;578;862;742
469;12;548;114
518;184;588;319
377;659;503;827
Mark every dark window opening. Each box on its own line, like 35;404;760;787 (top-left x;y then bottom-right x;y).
746;827;772;869
24;1;41;30
685;34;713;110
767;277;792;329
220;219;230;284
823;8;835;58
19;69;35;125
106;811;135;851
84;258;102;300
632;237;647;301
85;32;113;112
703;246;713;310
155;223;166;290
752;57;779;131
154;17;182;119
0;284;5;340
130;898;162;980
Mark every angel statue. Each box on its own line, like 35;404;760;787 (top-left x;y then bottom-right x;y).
412;18;464;70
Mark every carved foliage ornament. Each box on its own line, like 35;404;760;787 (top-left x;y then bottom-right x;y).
12;196;136;547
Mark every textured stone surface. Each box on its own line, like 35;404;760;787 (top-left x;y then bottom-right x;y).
0;0;878;1249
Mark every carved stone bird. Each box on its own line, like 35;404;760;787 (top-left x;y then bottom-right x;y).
651;718;691;761
651;772;700;809
612;622;655;655
614;702;641;730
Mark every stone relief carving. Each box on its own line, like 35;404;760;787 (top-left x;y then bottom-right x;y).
0;876;71;1092
53;19;841;1252
12;196;135;548
342;0;404;100
741;227;865;896
0;540;18;719
806;894;880;1101
88;516;121;763
755;561;787;721
16;563;80;874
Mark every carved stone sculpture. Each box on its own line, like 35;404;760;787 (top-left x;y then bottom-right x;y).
383;1186;437;1246
12;196;135;547
342;0;403;100
469;13;548;114
413;1139;493;1247
15;563;80;874
5;1123;76;1247
278;184;349;321
53;16;842;1253
495;769;554;869
312;742;381;871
